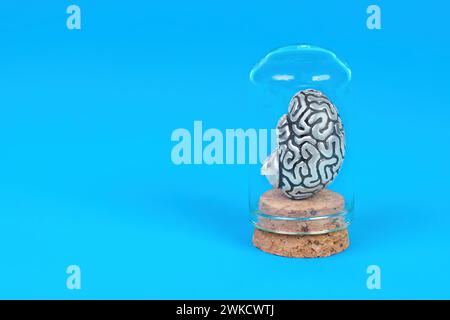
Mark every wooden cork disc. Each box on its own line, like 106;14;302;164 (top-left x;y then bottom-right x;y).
252;189;350;258
253;228;349;258
259;188;344;216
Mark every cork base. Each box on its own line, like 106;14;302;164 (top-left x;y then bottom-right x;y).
257;189;347;234
252;228;349;258
252;188;350;258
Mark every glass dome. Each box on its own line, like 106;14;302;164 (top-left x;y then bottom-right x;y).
249;44;354;236
250;44;351;93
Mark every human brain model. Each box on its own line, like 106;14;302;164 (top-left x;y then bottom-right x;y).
262;89;345;200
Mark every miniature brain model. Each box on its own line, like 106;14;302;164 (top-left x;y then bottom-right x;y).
273;89;345;200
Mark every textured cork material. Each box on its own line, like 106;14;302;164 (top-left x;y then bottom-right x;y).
253;228;349;258
252;189;350;258
259;188;344;216
257;188;347;235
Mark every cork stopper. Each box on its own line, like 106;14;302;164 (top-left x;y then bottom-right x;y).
252;189;350;258
253;228;349;258
259;188;344;216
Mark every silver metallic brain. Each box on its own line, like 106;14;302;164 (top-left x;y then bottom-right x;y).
261;89;345;200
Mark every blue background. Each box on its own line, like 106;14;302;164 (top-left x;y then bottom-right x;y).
0;0;449;299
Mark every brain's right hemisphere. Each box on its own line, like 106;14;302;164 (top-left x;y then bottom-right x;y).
277;89;345;199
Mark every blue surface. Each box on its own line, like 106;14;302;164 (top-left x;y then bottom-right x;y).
1;0;450;299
